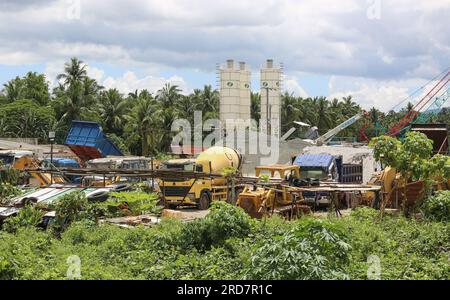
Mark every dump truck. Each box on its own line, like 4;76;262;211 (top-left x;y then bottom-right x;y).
65;120;124;162
157;146;243;209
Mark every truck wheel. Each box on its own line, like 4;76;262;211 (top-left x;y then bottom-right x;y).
198;191;211;210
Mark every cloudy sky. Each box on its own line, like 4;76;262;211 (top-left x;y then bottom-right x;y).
0;0;449;111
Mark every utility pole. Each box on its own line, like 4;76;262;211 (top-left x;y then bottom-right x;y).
263;87;276;136
49;131;55;185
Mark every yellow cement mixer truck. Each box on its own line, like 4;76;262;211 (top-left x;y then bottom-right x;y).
157;146;243;209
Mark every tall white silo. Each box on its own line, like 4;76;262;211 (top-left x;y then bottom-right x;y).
219;60;251;124
238;61;251;121
260;59;282;137
219;59;240;124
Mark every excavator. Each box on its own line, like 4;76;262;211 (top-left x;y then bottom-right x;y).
0;150;66;186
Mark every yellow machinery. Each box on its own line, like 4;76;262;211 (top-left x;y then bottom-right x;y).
0;150;66;186
363;166;447;210
363;167;398;207
237;165;310;219
157;146;242;209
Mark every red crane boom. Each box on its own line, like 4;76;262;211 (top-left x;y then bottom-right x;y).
388;71;450;136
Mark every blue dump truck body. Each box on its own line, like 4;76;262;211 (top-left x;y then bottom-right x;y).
65;121;123;162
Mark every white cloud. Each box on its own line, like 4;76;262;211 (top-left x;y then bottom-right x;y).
327;75;449;112
283;76;309;98
0;0;449;100
102;71;189;95
86;66;105;82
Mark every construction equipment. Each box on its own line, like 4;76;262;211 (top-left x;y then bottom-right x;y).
157;146;243;209
0;150;66;186
237;165;310;219
364;165;450;211
389;71;449;136
302;111;368;146
65;121;124;162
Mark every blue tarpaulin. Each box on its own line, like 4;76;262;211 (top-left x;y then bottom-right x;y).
293;154;335;169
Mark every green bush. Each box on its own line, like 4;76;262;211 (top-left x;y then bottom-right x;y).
179;202;253;251
0;183;22;205
2;205;45;233
246;218;350;280
49;191;93;232
0;196;448;280
99;191;162;217
341;210;450;279
421;191;450;222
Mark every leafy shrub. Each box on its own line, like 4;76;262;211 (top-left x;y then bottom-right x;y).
341;211;450;279
179;202;252;251
246;218;350;280
2;204;45;233
0;253;17;280
350;207;380;221
0;183;22;205
421;191;450;222
49;191;93;232
0;195;448;280
99;191;162;217
0;167;24;186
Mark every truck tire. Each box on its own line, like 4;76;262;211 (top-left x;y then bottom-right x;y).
87;190;110;202
113;183;132;192
198;190;211;210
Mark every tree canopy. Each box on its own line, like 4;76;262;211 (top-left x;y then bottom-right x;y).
1;57;448;155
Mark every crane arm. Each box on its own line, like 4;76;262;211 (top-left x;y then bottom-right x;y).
315;111;366;145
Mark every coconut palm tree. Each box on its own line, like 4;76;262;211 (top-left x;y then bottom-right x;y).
315;97;334;135
2;77;23;103
250;92;261;125
157;83;182;108
56;57;87;87
201;85;220;119
125;91;158;156
98;89;129;134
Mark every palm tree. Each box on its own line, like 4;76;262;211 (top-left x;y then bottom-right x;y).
2;77;23;103
281;92;301;134
250;92;261;125
157;83;182;108
341;96;360;117
315;97;334;135
128;89;139;100
53;58;102;124
156;83;183;152
99;89;129;134
201;85;220;119
125;92;158;156
56;57;87;87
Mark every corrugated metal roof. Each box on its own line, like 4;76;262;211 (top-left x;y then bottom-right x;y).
293;154;335;168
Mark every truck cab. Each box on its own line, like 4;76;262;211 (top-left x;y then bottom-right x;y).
157;147;242;210
292;154;341;206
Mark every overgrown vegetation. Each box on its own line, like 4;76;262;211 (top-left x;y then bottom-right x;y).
421;191;450;222
0;203;448;280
